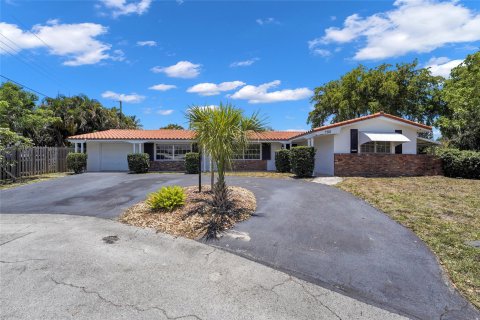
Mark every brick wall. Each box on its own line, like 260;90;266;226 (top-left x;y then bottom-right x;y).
334;154;443;177
231;160;267;171
149;161;185;172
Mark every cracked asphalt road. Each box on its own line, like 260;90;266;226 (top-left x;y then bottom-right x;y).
1;173;478;319
0;214;405;320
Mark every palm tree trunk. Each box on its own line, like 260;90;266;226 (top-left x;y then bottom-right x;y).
210;158;214;190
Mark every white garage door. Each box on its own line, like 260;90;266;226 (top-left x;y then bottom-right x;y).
100;143;131;171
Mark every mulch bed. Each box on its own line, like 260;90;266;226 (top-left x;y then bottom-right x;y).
119;185;256;239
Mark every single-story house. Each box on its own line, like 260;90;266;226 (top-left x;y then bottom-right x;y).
68;112;441;177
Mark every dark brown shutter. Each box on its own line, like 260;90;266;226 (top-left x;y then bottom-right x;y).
395;130;402;154
261;143;271;160
144;143;154;160
350;129;358;153
192;143;199;152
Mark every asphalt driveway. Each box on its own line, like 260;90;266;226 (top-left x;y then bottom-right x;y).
1;173;478;319
1;214;404;320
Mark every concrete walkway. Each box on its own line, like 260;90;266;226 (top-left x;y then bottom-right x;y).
0;214;405;320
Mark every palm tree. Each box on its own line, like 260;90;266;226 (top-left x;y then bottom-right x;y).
187;103;265;213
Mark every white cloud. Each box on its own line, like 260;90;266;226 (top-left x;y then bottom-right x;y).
151;61;201;78
310;0;480;60
99;0;152;17
148;84;177;91
137;40;157;47
230;80;313;104
187;81;245;96
425;57;463;78
176;0;184;4
256;17;279;25
157;109;174;116
101;91;145;103
0;21;115;66
311;49;331;57
230;58;259;67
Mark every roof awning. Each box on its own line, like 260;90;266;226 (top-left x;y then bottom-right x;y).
359;132;410;145
417;137;441;147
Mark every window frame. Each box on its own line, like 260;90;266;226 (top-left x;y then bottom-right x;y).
154;143;193;161
232;143;262;160
360;141;392;154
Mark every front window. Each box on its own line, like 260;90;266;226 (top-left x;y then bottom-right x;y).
233;143;261;160
360;141;391;154
155;144;192;160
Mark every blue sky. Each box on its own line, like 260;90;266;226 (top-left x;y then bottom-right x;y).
1;0;479;131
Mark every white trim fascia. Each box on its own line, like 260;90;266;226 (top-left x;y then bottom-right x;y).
341;116;431;132
292;127;340;142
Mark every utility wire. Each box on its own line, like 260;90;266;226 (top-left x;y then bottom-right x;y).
0;40;62;85
2;16;70;92
0;74;51;98
10;15;57;53
0;34;60;79
0;37;66;89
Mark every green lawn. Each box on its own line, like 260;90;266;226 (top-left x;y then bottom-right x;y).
0;172;70;190
337;176;480;309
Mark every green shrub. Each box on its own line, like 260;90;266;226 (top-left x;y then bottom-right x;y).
146;186;186;211
127;153;150;173
185;152;200;174
275;149;291;173
290;146;315;178
67;153;87;174
437;148;480;179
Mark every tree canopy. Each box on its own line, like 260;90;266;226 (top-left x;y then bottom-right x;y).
437;51;480;151
160;123;184;130
307;60;445;128
0;82;141;147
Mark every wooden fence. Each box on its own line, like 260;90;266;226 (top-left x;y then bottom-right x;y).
1;147;73;181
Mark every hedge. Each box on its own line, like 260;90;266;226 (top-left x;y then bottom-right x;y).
275;149;291;173
290;146;315;178
185;152;200;174
127;153;150;173
437;148;480;179
67;153;87;174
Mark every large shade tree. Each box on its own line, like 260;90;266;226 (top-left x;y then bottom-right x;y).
187;103;265;213
307;60;445;128
437;51;480;151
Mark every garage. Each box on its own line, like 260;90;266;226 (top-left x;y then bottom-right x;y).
100;142;131;171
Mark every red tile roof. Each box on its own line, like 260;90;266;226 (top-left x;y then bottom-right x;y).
68;129;304;141
247;131;306;141
291;112;431;139
68;129;196;140
68;113;431;142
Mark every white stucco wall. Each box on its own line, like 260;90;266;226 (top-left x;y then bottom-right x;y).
267;142;282;171
333;117;422;154
313;134;334;176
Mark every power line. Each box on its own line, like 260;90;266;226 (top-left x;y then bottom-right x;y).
0;74;51;98
2;17;70;92
10;15;57;53
0;37;66;89
0;39;61;84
